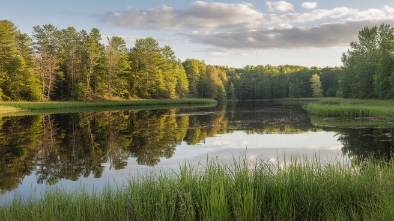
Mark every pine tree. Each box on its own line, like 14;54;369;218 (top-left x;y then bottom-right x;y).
32;24;60;101
0;20;41;101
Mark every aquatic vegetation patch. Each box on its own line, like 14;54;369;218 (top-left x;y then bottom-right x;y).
306;98;394;120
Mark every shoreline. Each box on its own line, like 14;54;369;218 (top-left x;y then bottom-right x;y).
0;98;217;115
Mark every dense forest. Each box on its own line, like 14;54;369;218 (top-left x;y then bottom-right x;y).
1;19;394;101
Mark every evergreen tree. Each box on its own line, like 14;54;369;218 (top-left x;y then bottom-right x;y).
320;68;340;97
104;36;130;98
32;24;60;101
0;20;41;101
227;82;236;99
57;27;84;100
129;37;163;98
81;28;105;99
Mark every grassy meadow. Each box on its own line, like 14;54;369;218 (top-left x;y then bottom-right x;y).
0;98;217;115
1;157;393;220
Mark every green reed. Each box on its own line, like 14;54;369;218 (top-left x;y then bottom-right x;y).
1;157;393;220
306;98;394;118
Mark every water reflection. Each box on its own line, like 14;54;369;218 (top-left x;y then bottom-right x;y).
0;102;393;196
0;115;41;194
335;128;394;163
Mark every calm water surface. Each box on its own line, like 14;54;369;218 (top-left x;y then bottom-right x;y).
0;101;393;203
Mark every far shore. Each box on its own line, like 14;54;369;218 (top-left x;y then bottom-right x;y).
0;98;217;115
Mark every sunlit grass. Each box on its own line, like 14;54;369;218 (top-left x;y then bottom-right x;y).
0;106;23;114
306;98;394;118
0;98;217;115
310;116;394;128
1;157;393;220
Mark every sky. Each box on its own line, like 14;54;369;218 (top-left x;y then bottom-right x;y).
2;0;394;68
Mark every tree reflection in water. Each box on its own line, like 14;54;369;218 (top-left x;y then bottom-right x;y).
0;115;41;194
335;128;394;164
0;102;393;194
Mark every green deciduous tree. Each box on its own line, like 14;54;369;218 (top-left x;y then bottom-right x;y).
374;24;394;98
183;59;204;97
341;24;394;99
174;60;189;98
374;49;393;98
310;73;323;98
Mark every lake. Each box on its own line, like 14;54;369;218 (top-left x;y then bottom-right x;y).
0;101;393;203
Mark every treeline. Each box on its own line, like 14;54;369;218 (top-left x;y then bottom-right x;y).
0;20;192;101
10;19;394;101
0;19;342;102
229;65;341;99
341;24;394;98
0;20;234;101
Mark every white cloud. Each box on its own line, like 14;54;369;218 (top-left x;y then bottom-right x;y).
385;5;394;13
206;47;256;57
210;51;231;56
97;2;394;50
98;3;394;31
302;2;317;9
98;2;264;30
102;35;190;46
266;1;294;12
186;19;394;50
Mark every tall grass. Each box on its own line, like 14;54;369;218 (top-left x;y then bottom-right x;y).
306;98;394;118
0;98;217;115
1;157;393;220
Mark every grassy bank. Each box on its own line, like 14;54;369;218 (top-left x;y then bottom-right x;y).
304;98;394;127
1;157;393;220
0;98;217;115
0;106;22;114
305;98;394;118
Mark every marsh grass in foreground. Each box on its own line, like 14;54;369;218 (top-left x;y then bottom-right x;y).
1;157;393;220
0;98;217;115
